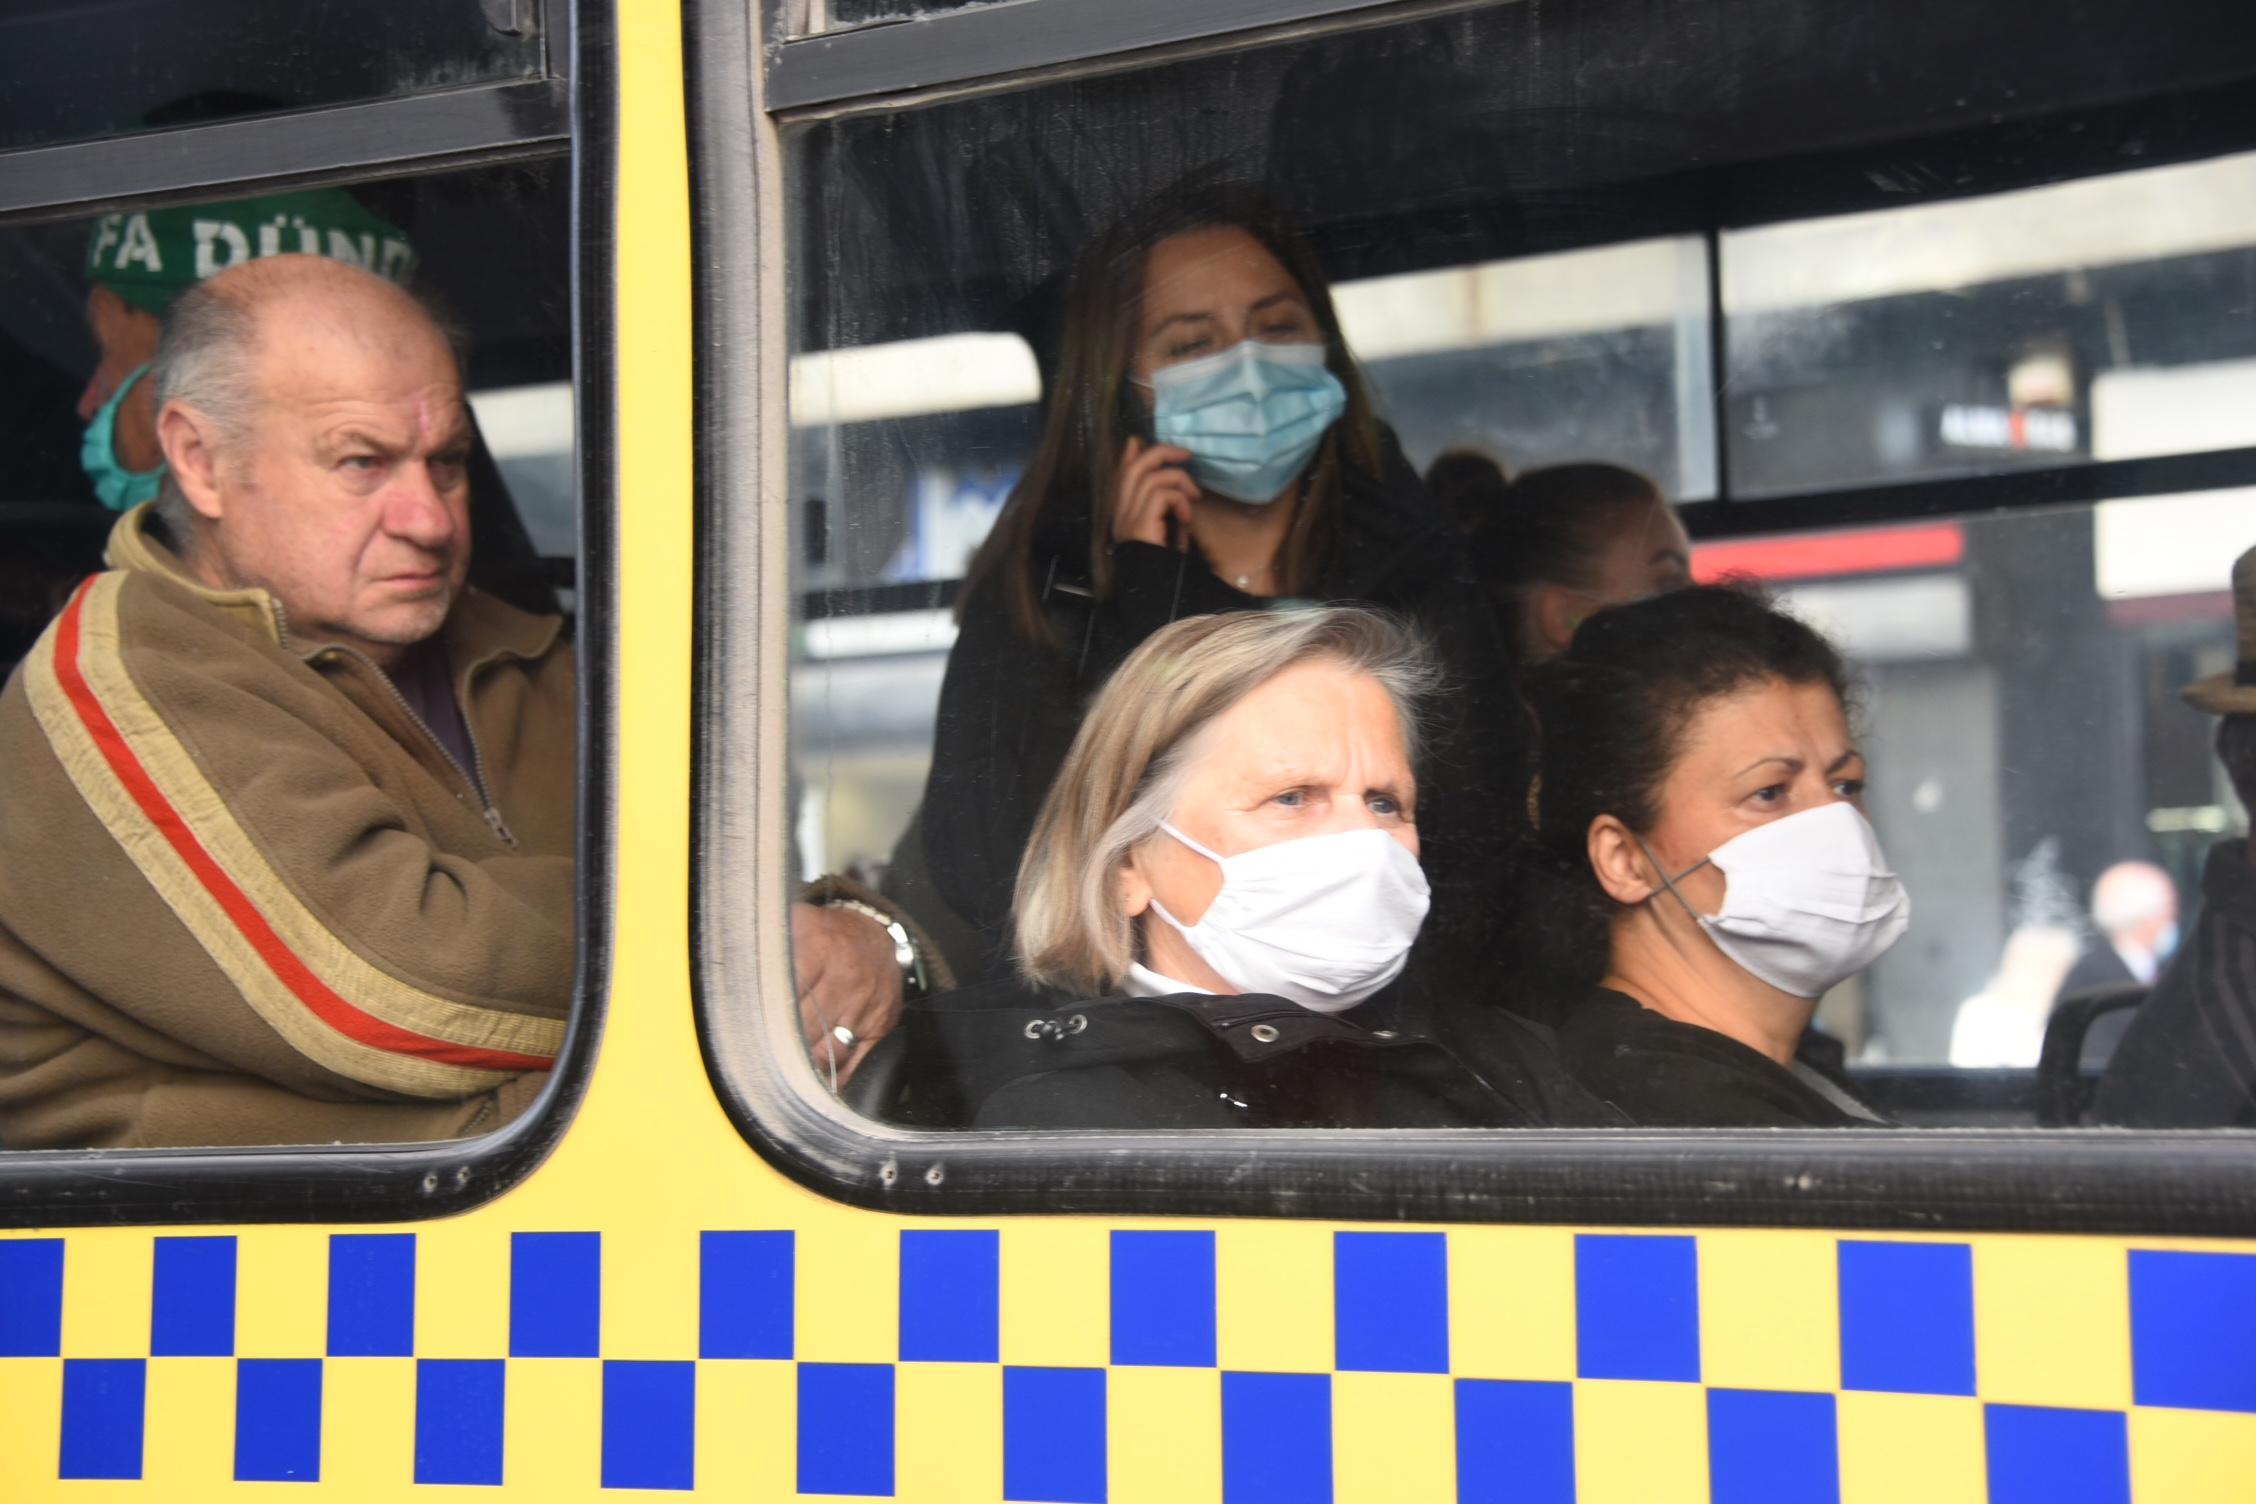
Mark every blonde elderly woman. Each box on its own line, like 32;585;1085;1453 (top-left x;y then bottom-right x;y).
895;607;1603;1129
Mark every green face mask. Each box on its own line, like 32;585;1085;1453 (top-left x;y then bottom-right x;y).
80;361;164;512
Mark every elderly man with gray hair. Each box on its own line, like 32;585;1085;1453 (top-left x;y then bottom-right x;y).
0;254;917;1148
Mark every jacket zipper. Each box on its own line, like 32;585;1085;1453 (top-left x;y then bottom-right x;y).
304;639;520;849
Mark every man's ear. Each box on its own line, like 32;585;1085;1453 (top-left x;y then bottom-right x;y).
156;402;226;523
1532;582;1584;658
1587;814;1658;906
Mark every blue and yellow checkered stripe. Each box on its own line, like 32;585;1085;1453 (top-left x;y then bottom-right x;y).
3;1226;2253;1498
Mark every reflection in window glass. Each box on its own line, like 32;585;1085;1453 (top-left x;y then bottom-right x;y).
0;160;576;1151
1722;150;2256;498
0;0;546;151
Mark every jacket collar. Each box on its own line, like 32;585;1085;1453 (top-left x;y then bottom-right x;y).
104;502;563;666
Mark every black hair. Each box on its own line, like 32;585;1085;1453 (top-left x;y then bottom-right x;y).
1475;462;1662;594
1510;582;1856;996
1424;448;1509;534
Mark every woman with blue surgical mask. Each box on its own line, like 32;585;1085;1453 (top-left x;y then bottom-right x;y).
907;184;1525;998
1480;583;1907;1127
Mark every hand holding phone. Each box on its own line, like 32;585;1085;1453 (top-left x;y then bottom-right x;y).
1111;436;1199;553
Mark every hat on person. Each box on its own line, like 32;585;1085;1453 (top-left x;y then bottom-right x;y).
84;189;415;316
2183;544;2256;716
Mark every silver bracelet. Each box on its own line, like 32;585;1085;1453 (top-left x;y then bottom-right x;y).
822;897;926;996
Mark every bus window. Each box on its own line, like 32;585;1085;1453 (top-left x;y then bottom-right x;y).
0;1;548;151
734;0;2256;1147
0;159;578;1153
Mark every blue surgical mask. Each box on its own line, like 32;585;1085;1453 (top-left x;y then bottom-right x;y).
1144;339;1348;503
81;361;164;512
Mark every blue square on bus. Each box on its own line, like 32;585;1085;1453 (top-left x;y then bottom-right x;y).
2130;1250;2256;1412
799;1363;894;1497
899;1229;999;1363
60;1358;146;1480
602;1360;696;1491
1335;1231;1448;1373
416;1360;506;1486
1222;1371;1332;1504
1708;1388;1839;1504
1575;1234;1700;1382
700;1230;793;1359
327;1233;415;1357
1838;1241;1975;1396
1111;1229;1216;1368
150;1235;237;1357
1985;1404;2129;1504
0;1238;63;1356
1003;1366;1106;1503
509;1232;600;1358
235;1358;323;1483
1455;1379;1574;1504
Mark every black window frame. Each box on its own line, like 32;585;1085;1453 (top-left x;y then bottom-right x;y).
0;0;614;1229
695;0;2256;1239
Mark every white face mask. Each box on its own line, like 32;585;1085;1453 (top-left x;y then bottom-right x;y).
1146;821;1431;1013
1644;801;1911;1000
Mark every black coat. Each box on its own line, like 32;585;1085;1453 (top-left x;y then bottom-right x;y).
913;434;1527;992
2058;942;2137;1004
2096;840;2256;1127
897;977;1618;1130
1551;989;1886;1128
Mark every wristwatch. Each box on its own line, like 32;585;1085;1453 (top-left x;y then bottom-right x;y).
822;897;929;999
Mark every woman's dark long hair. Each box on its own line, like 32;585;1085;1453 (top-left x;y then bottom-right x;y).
959;182;1385;646
1513;582;1856;996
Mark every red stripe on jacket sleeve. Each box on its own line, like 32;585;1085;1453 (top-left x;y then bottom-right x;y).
50;579;556;1075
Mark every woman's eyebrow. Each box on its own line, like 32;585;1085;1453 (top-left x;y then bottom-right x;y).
1146;309;1217;337
1731;754;1801;779
1826;748;1864;775
1247;291;1305;316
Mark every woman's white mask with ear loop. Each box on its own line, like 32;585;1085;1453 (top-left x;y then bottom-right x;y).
1148;822;1430;1012
1642;801;1911;999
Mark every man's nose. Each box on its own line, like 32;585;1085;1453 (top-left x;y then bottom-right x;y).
386;465;461;549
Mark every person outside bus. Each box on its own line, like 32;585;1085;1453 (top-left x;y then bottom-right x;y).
913;183;1522;998
1490;584;1908;1126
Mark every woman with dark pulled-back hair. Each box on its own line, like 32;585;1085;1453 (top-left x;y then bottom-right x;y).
912;181;1523;994
1470;462;1691;669
1485;584;1911;1126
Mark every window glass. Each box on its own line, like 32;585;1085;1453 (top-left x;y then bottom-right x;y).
1721;151;2256;498
774;1;2256;1137
0;0;547;151
0;158;577;1151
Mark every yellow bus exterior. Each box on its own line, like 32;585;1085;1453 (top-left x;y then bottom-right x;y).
4;3;2256;1499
